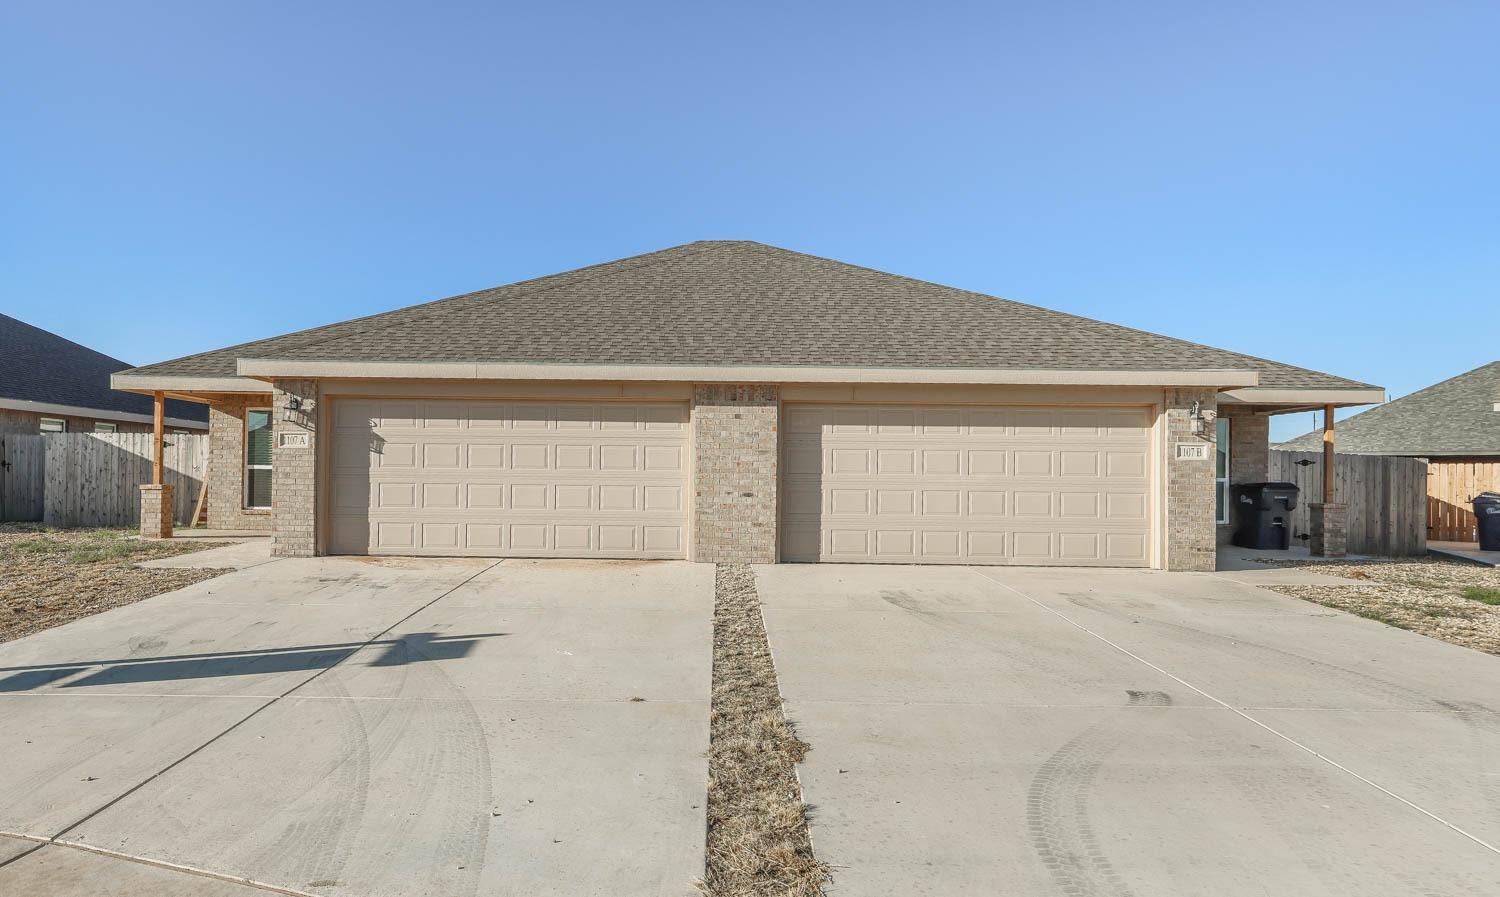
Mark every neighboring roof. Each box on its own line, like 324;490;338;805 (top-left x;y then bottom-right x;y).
1276;362;1500;457
0;314;207;425
122;240;1375;392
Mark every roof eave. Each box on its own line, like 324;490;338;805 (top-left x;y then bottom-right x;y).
1218;386;1385;409
235;358;1261;387
111;373;274;397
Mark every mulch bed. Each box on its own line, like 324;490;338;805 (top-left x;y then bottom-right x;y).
701;563;830;897
0;524;230;643
1259;556;1500;655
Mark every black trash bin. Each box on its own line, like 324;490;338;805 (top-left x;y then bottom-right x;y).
1474;492;1500;551
1231;482;1300;550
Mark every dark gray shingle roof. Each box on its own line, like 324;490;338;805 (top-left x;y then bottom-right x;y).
125;240;1373;390
1276;362;1500;457
1;314;207;423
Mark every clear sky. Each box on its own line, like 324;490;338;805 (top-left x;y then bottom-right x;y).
4;2;1495;441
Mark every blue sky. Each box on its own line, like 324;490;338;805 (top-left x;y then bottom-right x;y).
3;2;1495;441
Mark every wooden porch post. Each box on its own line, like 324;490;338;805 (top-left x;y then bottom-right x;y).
1321;404;1335;503
140;391;174;539
153;391;165;485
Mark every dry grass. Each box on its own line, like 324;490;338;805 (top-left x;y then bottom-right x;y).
1259;556;1500;655
0;524;230;643
701;563;829;897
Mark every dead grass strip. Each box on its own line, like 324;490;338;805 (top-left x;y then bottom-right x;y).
701;563;829;897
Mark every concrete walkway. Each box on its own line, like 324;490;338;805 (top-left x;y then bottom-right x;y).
1430;540;1500;567
756;564;1500;897
137;539;274;570
0;557;712;897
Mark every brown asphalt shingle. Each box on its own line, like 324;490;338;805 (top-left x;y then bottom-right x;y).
123;241;1374;390
1276;361;1499;456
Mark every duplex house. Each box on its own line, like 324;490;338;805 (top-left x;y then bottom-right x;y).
113;241;1381;569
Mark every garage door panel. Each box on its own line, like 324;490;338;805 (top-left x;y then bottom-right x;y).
330;400;687;559
782;403;1153;567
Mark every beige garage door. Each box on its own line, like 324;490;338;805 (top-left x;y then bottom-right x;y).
329;399;688;558
782;403;1153;566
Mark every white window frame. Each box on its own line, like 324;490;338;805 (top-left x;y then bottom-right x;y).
39;417;66;434
1215;417;1231;525
94;422;118;434
244;408;273;510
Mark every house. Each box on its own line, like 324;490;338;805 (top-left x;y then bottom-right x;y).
0;313;207;435
1277;361;1500;541
113;240;1382;569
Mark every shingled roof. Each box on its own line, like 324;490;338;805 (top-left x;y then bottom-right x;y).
1276;362;1500;457
123;240;1373;391
0;314;207;424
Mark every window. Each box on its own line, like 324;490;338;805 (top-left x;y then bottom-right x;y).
39;418;66;434
245;409;273;509
1215;417;1231;524
94;422;118;434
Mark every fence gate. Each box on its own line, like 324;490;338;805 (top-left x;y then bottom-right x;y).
1267;450;1428;556
0;435;46;522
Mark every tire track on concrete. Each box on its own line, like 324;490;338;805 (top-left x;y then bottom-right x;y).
979;572;1500;859
0;560;503;888
1026;690;1170;897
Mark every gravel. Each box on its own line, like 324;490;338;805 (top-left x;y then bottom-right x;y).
1259;556;1500;655
0;525;230;644
701;563;829;897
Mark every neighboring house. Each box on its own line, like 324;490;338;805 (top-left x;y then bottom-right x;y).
0;313;207;435
1277;361;1500;541
113;240;1381;569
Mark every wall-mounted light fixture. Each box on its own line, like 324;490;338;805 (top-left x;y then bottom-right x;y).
282;395;315;423
1190;400;1217;438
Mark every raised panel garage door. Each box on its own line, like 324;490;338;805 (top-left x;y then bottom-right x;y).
782;404;1154;566
329;399;688;558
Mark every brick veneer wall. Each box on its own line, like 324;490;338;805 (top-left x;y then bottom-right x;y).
691;384;779;563
207;394;274;531
1217;405;1270;544
271;379;320;557
1164;387;1218;571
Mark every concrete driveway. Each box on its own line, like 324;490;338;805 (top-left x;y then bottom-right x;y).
0;557;712;897
756;564;1500;896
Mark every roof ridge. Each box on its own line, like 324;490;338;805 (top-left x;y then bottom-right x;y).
729;241;1375;387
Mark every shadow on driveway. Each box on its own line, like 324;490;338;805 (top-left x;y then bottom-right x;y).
0;631;505;692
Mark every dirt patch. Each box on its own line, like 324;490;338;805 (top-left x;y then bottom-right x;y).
0;525;231;643
1257;556;1500;655
701;563;829;897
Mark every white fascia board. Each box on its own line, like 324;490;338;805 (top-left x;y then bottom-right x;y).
110;373;273;394
0;397;207;430
236;359;1261;387
1219;387;1386;407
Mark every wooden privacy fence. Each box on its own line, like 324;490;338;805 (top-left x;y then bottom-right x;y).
0;433;206;527
1267;450;1428;556
1427;460;1500;542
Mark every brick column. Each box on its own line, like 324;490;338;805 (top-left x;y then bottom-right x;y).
1164;388;1217;571
1226;408;1269;484
271;379;320;558
139;484;174;539
691;384;779;563
1309;503;1347;557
